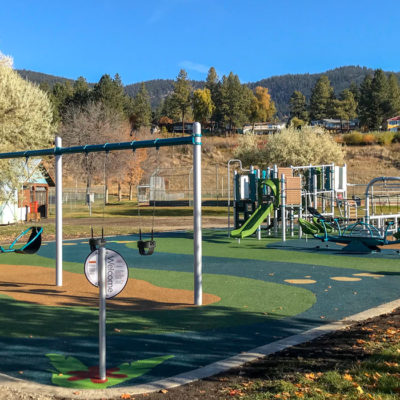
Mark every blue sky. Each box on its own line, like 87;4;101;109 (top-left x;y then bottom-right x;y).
1;0;399;85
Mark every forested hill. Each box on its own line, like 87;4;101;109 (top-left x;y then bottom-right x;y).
17;69;74;86
124;79;204;109
16;66;400;118
248;66;395;117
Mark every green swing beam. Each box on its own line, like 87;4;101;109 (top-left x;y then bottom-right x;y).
0;136;195;159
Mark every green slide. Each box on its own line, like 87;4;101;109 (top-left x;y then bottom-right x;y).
231;203;274;239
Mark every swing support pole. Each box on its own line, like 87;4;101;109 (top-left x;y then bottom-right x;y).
55;136;63;286
193;123;202;306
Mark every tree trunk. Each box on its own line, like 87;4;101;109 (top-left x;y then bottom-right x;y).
105;184;109;205
118;182;122;202
129;183;133;201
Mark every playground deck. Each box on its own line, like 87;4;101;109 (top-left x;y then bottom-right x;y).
0;230;399;392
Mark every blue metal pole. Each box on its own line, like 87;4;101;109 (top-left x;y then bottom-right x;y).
0;136;194;159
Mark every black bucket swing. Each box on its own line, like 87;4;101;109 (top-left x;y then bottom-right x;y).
137;228;156;256
135;146;157;256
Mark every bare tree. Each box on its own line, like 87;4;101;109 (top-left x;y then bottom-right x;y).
60;102;147;204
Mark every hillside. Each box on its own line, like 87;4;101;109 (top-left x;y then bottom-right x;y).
124;79;204;109
16;66;400;118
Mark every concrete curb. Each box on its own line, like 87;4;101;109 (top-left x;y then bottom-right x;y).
1;298;399;399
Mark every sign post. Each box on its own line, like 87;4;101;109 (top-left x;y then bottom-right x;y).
85;235;129;382
98;245;106;381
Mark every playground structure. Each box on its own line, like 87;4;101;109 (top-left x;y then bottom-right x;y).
228;161;400;250
228;162;346;241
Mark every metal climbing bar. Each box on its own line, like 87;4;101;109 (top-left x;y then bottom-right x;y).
0;136;195;159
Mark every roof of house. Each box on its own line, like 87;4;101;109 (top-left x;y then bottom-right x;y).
388;116;400;122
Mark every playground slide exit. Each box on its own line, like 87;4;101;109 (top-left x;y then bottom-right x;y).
230;203;274;239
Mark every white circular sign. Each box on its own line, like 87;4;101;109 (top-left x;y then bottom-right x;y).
84;249;129;299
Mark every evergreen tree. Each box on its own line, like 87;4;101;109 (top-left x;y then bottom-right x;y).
387;73;400;118
205;67;221;127
349;82;360;104
71;76;91;108
93;73;126;115
50;81;74;122
131;82;152;129
369;69;390;130
171;69;192;132
309;75;334;120
159;95;180;122
289;90;308;121
358;74;373;129
219;72;247;132
332;89;357;130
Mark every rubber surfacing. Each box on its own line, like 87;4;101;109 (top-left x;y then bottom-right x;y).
0;230;399;390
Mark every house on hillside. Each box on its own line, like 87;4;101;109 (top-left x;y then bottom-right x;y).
242;122;285;134
387;116;400;132
0;160;54;225
311;119;359;132
172;122;194;134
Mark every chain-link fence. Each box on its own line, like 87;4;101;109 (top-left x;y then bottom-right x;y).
48;164;231;212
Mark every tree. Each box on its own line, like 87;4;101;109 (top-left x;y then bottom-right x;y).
289;90;308;121
309;75;334;120
192;88;215;124
71;76;91;109
358;74;373;129
349;82;360;104
50;81;74;123
0;51;13;68
131;82;152;129
387;73;400;118
171;69;192;132
60;102;131;204
332;89;357;130
219;72;247;132
93;74;126;115
253;86;276;122
0;60;55;202
0;64;54;152
159;95;180;122
205;67;221;127
369;69;390;130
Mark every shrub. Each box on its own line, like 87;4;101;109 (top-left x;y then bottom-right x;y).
260;127;345;167
393;131;400;143
374;131;395;146
234;127;345;167
233;132;261;166
362;133;375;145
343;131;363;145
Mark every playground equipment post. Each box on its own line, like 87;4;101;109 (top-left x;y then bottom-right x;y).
98;244;106;381
55;136;63;286
193;122;202;306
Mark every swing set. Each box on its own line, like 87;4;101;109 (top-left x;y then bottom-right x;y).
0;126;203;305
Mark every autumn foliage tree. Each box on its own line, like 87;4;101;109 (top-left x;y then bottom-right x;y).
0;52;55;201
253;86;276;122
192;88;215;124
